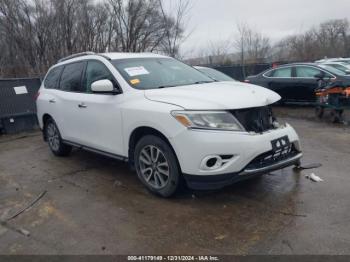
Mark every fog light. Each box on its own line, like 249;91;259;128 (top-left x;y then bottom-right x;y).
200;155;234;171
206;157;218;168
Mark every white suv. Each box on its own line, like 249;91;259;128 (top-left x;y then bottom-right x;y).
37;52;302;197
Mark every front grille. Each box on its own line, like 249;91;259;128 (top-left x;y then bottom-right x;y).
245;145;299;170
231;106;275;133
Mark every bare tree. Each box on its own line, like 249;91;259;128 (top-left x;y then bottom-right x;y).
233;22;271;77
107;0;166;52
205;39;233;65
273;19;350;62
158;0;191;58
0;0;190;77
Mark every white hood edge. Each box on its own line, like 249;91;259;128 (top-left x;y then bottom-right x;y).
144;81;281;110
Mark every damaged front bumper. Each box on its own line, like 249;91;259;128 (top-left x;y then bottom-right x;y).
184;152;303;190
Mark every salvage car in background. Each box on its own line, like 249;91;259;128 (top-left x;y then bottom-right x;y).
318;62;350;75
37;52;302;197
194;66;236;82
246;63;350;104
315;58;350;64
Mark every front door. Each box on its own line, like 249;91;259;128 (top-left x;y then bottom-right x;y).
293;66;323;103
73;60;124;156
266;67;294;102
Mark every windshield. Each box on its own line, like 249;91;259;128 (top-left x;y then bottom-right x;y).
196;67;235;82
112;58;214;89
319;65;347;75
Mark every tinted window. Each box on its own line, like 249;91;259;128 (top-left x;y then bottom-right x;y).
295;66;321;78
85;61;116;92
271;67;292;78
44;66;63;89
60;62;86;92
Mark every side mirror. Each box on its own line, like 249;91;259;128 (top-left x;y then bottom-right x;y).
91;79;115;93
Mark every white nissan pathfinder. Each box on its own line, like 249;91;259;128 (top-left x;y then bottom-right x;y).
37;52;302;197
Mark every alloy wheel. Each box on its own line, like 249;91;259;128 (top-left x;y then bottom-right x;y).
138;145;170;189
47;122;60;151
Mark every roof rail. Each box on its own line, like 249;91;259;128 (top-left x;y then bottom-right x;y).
58;52;95;63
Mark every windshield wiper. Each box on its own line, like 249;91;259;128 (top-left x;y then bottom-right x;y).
157;85;177;89
193;80;216;84
157;81;215;89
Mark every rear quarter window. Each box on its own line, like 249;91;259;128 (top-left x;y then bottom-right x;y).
44;66;63;89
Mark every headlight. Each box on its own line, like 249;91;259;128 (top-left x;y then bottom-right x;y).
171;111;244;131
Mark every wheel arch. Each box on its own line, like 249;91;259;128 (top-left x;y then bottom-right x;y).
128;126;181;171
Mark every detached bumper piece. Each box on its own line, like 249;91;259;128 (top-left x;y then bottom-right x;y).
184;150;303;191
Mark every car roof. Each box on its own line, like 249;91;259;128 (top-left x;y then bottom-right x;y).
54;52;169;67
315;58;348;63
322;61;349;66
260;62;337;76
101;52;168;60
279;62;319;67
269;63;321;70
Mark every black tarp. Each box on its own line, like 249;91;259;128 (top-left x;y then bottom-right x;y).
0;78;41;134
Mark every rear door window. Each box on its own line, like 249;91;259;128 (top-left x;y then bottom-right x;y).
295;66;322;78
270;67;292;78
60;62;86;92
44;66;63;89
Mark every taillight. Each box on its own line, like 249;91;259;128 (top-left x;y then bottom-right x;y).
34;91;40;100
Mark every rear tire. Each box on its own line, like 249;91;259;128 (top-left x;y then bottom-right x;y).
134;135;181;198
44;118;72;157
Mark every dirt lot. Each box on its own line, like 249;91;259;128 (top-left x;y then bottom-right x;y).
0;107;350;255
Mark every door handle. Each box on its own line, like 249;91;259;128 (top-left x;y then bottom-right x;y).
49;99;56;103
78;103;87;109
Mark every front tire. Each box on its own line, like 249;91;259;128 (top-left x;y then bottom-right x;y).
44;119;72;157
134;135;181;197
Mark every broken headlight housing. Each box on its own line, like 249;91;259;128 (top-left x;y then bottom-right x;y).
171;111;244;131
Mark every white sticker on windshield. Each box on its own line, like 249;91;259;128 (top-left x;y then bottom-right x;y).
14;86;28;95
124;66;150;77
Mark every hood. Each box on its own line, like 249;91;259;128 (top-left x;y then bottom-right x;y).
144;81;281;110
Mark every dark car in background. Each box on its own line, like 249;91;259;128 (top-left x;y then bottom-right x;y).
246;63;350;103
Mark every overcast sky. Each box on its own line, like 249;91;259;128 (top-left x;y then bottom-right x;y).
181;0;350;58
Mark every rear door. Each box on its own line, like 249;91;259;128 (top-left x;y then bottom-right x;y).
264;67;294;101
54;61;87;142
38;66;64;128
294;66;331;102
